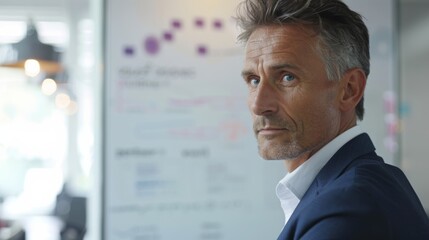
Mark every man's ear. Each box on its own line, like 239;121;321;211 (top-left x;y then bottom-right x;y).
338;68;366;112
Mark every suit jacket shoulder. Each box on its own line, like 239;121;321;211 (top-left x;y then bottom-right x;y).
277;133;429;240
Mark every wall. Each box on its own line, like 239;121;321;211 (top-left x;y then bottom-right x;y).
400;0;429;212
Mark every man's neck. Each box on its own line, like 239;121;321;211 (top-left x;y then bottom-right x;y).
284;122;358;173
284;153;310;173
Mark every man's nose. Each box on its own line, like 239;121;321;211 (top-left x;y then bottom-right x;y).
250;81;278;116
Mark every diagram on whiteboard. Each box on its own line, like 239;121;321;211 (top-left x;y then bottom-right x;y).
104;1;286;239
122;17;230;57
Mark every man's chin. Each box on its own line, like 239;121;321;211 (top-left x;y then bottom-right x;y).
258;150;285;160
258;144;302;161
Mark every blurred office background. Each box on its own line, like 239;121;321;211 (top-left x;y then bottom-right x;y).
0;0;93;239
0;0;428;239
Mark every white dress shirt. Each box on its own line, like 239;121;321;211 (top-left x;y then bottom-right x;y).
276;125;363;225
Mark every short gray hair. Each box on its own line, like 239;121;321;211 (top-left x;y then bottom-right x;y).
235;0;369;120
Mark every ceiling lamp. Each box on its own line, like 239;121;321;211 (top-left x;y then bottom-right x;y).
0;20;62;74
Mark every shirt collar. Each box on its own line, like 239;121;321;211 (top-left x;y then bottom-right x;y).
276;125;363;200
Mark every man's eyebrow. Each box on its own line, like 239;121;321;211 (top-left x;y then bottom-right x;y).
241;63;300;78
241;69;254;78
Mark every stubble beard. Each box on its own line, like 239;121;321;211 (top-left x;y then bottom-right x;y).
257;136;305;160
253;115;306;160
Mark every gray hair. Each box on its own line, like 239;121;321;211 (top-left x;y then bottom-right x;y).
235;0;369;120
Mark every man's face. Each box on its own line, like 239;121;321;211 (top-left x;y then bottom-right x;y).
242;25;343;163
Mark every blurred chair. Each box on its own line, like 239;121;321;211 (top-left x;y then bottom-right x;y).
53;185;86;240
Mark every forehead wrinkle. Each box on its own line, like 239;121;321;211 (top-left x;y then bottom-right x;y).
247;26;317;49
246;36;289;58
246;47;301;71
246;36;308;63
244;26;318;77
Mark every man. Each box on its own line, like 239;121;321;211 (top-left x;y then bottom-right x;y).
236;0;429;239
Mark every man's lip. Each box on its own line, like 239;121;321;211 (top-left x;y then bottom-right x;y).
257;127;287;134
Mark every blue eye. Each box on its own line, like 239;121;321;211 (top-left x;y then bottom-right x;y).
282;74;295;82
249;78;260;87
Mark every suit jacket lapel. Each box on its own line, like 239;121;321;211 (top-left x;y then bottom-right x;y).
278;133;378;239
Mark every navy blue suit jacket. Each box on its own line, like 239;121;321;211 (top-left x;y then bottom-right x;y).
277;133;429;240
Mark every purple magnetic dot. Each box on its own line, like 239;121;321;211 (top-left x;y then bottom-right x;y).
213;19;223;29
163;32;174;41
144;36;160;55
197;45;208;56
195;18;204;28
124;46;134;56
172;19;182;29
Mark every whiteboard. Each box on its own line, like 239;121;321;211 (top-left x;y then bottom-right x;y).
102;0;397;239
